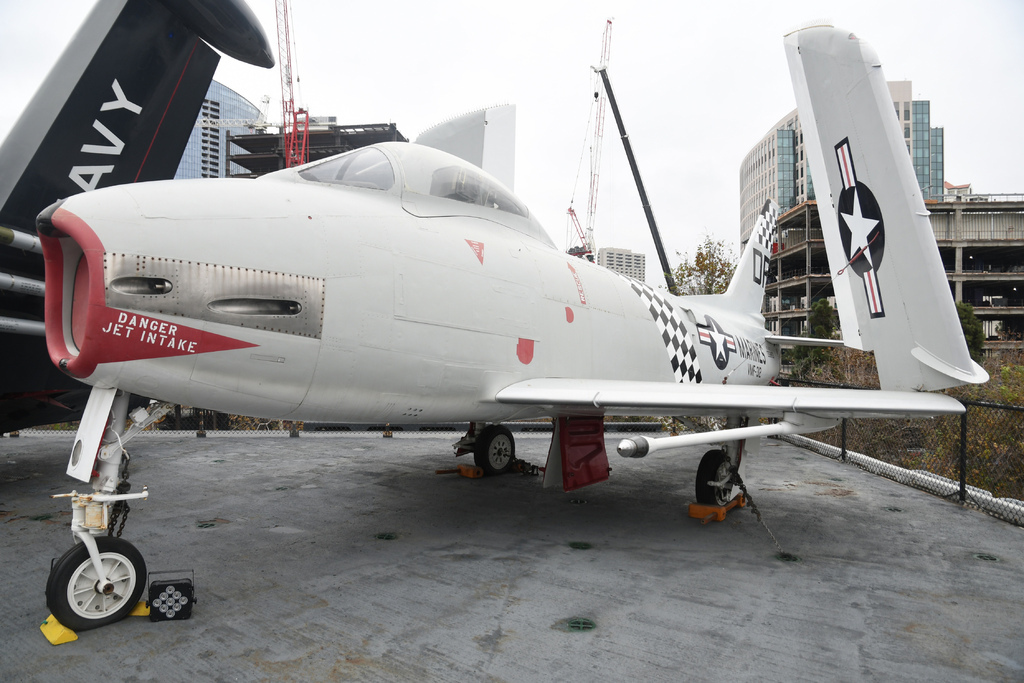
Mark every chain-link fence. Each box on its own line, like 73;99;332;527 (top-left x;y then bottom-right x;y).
781;378;1024;526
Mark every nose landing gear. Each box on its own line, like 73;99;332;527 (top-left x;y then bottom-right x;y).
45;387;172;632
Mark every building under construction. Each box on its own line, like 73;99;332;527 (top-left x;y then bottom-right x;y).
228;121;407;177
764;195;1024;350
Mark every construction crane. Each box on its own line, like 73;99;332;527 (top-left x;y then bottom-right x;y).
275;0;309;167
194;95;272;130
596;63;676;293
567;20;612;262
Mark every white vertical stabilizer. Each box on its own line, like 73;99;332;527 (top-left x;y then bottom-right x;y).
725;199;779;315
784;26;987;391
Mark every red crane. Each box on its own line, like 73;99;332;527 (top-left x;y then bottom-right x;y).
275;0;308;168
567;20;612;261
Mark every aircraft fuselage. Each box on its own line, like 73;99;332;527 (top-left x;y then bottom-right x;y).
40;143;778;424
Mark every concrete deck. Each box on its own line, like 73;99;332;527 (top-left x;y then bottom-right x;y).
2;432;1022;681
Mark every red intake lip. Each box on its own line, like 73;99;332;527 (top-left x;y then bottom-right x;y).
38;205;258;379
39;206;107;379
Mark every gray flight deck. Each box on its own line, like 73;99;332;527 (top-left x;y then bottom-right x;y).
2;432;1022;681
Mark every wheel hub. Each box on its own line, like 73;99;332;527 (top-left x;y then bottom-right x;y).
489;438;511;467
713;462;734;504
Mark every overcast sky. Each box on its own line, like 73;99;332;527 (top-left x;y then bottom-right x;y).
2;1;1022;285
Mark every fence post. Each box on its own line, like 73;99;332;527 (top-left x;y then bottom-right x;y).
841;418;847;463
959;410;967;503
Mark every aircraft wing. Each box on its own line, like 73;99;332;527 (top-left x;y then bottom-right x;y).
494;378;963;420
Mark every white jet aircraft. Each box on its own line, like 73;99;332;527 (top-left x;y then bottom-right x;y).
32;23;986;630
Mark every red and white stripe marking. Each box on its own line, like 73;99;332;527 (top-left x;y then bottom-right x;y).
835;139;856;191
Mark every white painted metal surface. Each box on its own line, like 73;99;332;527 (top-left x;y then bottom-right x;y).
31;25;986;497
785;26;987;391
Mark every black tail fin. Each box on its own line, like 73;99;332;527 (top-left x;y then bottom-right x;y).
0;0;272;431
0;0;223;231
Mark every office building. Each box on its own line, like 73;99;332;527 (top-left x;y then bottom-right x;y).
597;247;646;281
740;81;943;244
175;81;262;179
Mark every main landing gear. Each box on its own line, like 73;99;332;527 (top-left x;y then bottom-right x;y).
46;387;172;631
453;423;517;476
694;417;748;506
695;449;734;506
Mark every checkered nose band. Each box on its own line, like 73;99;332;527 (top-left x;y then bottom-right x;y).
623;276;702;384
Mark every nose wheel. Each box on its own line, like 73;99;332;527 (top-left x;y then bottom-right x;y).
45;536;146;631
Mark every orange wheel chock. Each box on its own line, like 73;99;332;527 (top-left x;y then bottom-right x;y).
435;464;485;479
688;493;746;525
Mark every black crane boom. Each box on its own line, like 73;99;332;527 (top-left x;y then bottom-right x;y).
596;66;677;293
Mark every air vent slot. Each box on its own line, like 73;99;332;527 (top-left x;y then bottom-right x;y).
207;298;302;316
110;276;173;295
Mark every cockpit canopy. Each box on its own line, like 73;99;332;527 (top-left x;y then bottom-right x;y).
297;145;395;191
293;142;553;247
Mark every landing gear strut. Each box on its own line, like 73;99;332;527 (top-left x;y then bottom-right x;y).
46;387;172;631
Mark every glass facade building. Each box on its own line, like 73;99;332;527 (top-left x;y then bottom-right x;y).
740;81;943;245
175;81;262;180
912;101;931;193
929;127;944;201
776;129;796;214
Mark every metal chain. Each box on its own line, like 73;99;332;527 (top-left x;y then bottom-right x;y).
512;458;539;476
108;451;131;537
732;472;787;556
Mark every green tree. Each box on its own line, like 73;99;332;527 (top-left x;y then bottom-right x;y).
956;301;985;364
670;236;736;295
790;298;838;378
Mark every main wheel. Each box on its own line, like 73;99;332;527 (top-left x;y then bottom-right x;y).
473;425;515;476
695;449;734;506
46;536;146;631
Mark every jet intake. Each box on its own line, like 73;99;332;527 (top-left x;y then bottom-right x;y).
37;202;106;378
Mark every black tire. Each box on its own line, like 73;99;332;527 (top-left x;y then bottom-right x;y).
695;449;734;506
46;536;146;631
473;425;515;476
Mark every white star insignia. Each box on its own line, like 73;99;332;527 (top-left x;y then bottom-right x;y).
841;187;879;268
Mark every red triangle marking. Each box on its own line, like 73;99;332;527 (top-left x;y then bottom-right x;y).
466;240;485;265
